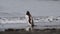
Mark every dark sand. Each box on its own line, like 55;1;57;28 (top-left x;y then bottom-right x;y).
0;29;60;34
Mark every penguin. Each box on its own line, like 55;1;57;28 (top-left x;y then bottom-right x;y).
25;11;34;27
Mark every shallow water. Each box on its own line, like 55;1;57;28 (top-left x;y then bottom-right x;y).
0;17;60;34
0;16;60;32
0;22;60;32
0;24;60;34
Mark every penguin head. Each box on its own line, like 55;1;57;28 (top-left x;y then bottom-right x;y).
26;11;30;16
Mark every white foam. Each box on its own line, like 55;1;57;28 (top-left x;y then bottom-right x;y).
0;16;60;24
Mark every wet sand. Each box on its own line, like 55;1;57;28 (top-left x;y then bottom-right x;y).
0;23;60;34
0;29;60;34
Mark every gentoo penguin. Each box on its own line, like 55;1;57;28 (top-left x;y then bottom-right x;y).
25;11;34;27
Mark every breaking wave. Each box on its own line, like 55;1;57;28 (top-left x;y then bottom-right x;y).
0;16;60;24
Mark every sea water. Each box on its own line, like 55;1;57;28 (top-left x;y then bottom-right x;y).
0;16;60;31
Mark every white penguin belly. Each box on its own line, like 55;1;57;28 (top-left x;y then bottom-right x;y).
25;15;31;26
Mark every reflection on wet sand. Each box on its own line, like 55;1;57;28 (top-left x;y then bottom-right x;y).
25;25;34;31
0;25;60;34
4;25;34;32
0;27;60;34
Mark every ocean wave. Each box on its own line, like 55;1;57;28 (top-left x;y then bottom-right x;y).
0;16;60;24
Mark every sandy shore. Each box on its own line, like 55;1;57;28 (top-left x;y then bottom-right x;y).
0;29;60;34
